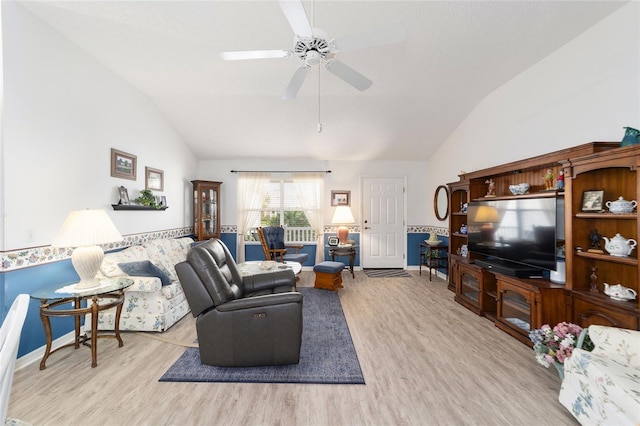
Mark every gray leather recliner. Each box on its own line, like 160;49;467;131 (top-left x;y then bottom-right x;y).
175;238;303;367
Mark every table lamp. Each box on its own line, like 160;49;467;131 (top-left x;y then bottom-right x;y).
52;209;123;289
331;205;355;244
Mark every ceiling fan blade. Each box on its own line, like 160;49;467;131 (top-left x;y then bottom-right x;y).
334;21;406;52
220;50;290;61
282;66;310;100
325;61;373;91
278;0;313;38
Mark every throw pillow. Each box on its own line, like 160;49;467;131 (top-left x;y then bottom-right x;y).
118;260;172;286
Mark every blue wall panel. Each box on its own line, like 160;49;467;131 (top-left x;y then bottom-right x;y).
5;260;80;357
5;231;442;358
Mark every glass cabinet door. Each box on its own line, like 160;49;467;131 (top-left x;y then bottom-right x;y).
200;187;217;238
460;270;480;304
499;286;531;332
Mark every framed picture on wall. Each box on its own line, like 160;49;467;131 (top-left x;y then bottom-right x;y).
331;190;350;206
111;148;137;180
145;167;164;191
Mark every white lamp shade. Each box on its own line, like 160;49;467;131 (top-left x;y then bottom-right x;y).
52;209;122;248
52;209;122;289
331;206;355;225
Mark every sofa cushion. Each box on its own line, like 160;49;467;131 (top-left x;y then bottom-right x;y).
118;260;172;286
143;238;193;282
100;245;149;278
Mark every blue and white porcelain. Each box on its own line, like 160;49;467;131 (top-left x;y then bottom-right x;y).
508;183;530;195
605;196;637;214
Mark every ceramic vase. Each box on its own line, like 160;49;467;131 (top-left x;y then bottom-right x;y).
621;127;640;147
554;361;565;380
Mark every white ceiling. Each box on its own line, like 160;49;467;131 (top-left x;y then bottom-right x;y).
18;1;627;161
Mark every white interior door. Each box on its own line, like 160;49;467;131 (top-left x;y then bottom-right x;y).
361;177;405;268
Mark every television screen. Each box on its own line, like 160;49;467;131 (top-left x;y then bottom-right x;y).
467;197;563;271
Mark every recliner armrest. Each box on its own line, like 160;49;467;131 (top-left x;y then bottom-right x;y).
216;292;302;312
242;269;296;293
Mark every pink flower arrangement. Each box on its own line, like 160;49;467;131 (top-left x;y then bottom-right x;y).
529;322;593;368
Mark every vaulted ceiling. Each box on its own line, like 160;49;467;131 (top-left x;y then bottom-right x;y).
18;1;627;161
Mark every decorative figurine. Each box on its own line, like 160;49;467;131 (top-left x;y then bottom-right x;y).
556;170;564;190
543;169;555;190
590;267;598;292
588;229;604;253
485;179;496;197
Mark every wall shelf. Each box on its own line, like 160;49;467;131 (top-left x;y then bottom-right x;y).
111;204;168;211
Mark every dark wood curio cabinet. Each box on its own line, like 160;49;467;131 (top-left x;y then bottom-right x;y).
192;180;222;241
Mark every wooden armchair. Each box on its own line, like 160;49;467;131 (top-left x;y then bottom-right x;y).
257;226;309;265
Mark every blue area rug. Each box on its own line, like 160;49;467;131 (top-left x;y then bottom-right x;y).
159;287;365;384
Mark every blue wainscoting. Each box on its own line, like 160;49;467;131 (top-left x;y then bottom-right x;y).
4;230;446;359
323;234;361;267
5;260;81;357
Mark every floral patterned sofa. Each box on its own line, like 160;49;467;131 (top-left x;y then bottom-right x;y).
558;325;640;425
86;237;194;332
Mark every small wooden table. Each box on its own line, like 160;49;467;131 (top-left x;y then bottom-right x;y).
419;243;449;281
31;278;133;369
329;245;357;278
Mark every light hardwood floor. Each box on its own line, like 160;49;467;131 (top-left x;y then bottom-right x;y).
9;271;577;426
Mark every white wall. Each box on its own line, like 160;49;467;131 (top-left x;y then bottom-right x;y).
1;2;198;250
426;2;640;224
197;158;429;228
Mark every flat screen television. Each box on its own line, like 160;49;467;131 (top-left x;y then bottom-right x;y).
467;197;564;272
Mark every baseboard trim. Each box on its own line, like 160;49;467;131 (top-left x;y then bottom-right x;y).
15;330;76;371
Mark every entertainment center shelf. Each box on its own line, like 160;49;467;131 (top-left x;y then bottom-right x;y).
447;142;640;345
473;191;562;202
575;251;638;266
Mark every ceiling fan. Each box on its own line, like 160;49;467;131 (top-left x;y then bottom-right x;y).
220;0;406;99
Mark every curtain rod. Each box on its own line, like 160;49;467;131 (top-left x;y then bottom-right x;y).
230;170;331;173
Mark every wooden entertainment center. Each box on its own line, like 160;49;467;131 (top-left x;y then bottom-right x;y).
447;142;639;345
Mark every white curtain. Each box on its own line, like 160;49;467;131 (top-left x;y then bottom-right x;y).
292;173;324;264
236;173;270;262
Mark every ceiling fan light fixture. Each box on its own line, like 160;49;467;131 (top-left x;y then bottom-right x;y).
306;50;321;66
220;0;405;99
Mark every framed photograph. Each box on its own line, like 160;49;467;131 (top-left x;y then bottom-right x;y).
328;236;339;246
331;190;350;206
145;167;164;191
582;190;604;212
118;186;130;205
111;148;137;180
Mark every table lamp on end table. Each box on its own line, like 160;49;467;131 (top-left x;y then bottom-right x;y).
331;205;355;244
52;209;123;289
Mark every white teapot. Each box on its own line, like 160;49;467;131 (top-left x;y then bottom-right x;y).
605;196;637;214
604;283;637;301
603;233;637;257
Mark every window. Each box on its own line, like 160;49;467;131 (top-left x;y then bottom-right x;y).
246;179;317;243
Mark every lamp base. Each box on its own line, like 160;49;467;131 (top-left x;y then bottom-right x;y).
337;226;349;244
71;245;105;290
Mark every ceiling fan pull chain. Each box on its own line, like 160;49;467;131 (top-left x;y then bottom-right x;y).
317;65;322;133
